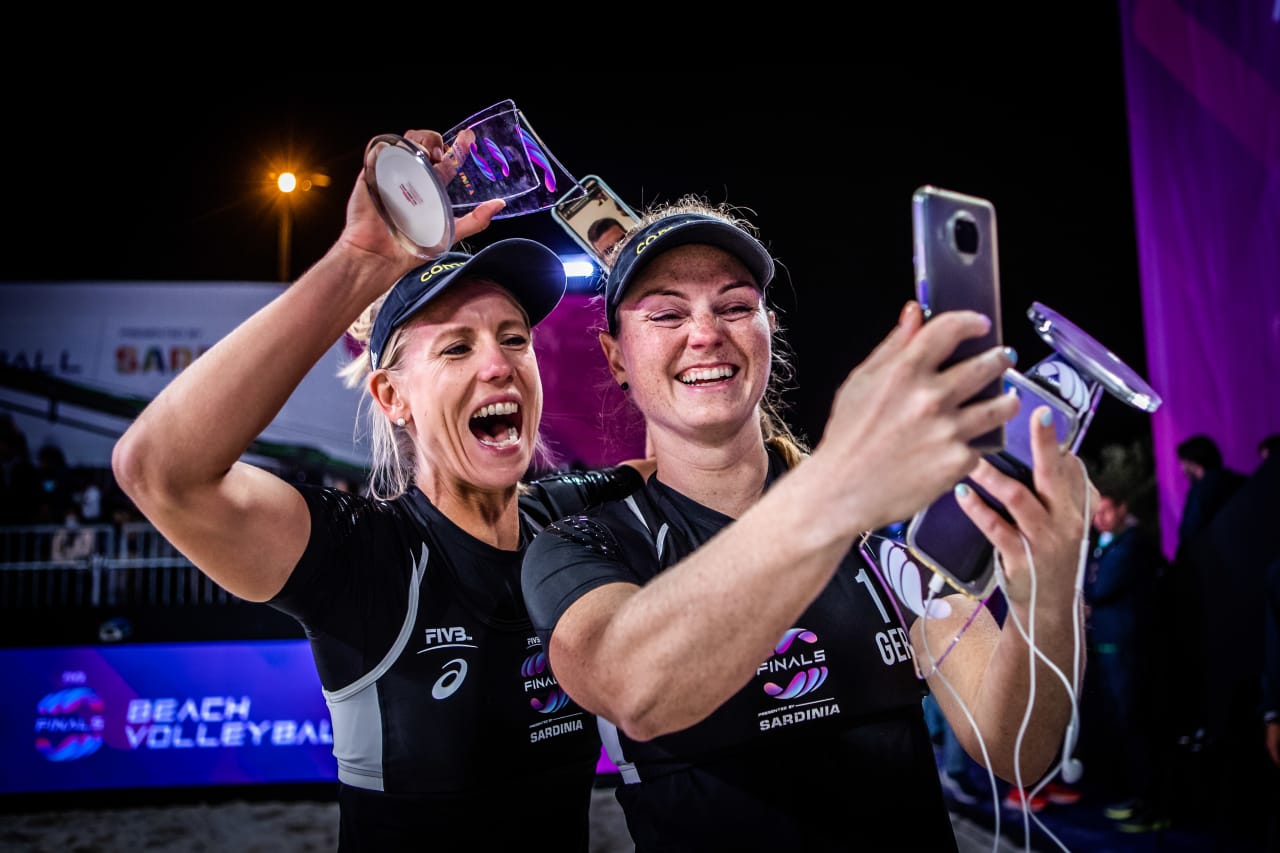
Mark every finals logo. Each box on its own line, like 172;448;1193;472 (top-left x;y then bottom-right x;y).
34;683;105;762
521;650;570;713
759;628;828;700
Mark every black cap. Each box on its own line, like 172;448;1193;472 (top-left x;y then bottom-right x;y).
368;238;566;370
603;213;775;332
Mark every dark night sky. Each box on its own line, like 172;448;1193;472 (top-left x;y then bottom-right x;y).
4;13;1153;458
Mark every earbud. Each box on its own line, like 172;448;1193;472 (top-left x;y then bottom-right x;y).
1059;718;1083;784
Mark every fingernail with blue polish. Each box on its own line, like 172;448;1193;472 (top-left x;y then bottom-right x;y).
954;483;971;499
1002;346;1018;365
1040;409;1054;427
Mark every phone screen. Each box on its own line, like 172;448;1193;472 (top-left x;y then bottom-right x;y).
551;175;640;266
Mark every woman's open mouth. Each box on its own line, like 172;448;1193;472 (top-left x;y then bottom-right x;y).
470;400;521;448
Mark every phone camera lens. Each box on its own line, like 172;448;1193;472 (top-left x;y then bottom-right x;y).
953;219;980;254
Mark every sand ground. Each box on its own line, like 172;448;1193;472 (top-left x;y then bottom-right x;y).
0;786;1018;853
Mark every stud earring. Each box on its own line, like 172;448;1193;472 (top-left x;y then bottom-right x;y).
396;417;406;427
620;382;629;391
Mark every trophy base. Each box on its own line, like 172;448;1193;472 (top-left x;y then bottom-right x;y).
364;134;454;260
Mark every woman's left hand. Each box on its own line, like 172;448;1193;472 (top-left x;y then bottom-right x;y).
956;405;1096;607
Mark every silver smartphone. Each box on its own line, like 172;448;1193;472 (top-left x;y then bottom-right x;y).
905;368;1081;598
912;185;1004;452
551;175;640;267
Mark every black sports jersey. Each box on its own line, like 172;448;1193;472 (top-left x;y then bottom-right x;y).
522;450;960;852
270;466;641;851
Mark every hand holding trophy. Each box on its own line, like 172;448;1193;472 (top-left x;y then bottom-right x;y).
364;100;583;259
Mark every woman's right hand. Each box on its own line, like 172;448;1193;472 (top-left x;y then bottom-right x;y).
811;300;1018;532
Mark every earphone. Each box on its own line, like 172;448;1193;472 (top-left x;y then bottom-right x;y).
1055;455;1092;788
1059;717;1083;783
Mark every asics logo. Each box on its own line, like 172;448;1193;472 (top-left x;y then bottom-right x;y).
432;658;468;700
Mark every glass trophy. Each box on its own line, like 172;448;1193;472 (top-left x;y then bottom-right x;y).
363;99;585;259
871;302;1162;607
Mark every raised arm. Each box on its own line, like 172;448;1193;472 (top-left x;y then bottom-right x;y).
543;303;1018;740
112;129;501;602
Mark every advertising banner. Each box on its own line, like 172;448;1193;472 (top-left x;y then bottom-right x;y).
0;641;336;794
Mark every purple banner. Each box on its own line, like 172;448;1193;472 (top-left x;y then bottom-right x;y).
1120;0;1280;556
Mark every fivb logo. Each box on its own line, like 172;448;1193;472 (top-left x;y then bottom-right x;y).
419;626;476;701
422;626;475;648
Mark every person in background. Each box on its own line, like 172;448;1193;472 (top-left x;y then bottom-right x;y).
1262;556;1280;848
0;414;37;525
74;469;103;523
1081;443;1170;833
522;198;1093;851
1167;433;1247;756
112;127;651;852
32;442;73;525
1168;431;1279;848
50;505;96;562
923;692;987;807
1258;433;1280;465
1174;433;1245;560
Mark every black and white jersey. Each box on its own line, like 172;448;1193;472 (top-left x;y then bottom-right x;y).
522;451;959;852
270;467;641;849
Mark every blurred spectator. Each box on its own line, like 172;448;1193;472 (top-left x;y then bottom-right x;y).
1174;433;1246;562
109;501;144;559
75;469;103;523
323;473;354;493
1262;556;1280;848
32;442;74;524
1259;433;1280;465
923;692;986;807
1171;436;1280;847
1082;442;1169;832
50;506;95;562
0;414;38;525
1167;433;1245;764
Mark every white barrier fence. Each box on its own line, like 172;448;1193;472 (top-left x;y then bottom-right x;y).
0;522;236;608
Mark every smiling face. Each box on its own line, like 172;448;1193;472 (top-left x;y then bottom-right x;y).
382;278;542;495
602;243;771;448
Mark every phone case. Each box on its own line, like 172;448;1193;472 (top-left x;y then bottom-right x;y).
551;175;640;266
912;185;1004;451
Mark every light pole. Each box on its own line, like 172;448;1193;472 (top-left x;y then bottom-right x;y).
277;172;294;282
271;168;330;282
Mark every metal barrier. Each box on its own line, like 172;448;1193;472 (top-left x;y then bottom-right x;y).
0;522;237;608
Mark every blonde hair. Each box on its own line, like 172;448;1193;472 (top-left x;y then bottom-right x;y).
338;277;556;501
606;195;810;467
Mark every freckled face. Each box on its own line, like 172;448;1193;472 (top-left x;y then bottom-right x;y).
393;279;541;491
606;244;771;445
